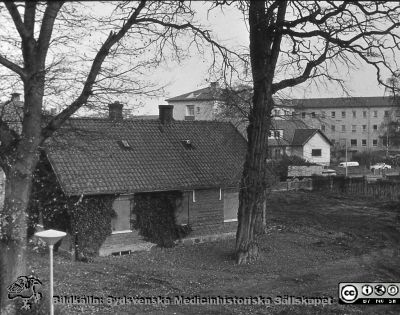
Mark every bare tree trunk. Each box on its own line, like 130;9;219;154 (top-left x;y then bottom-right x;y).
235;0;282;264
0;74;43;313
235;94;272;264
0;166;35;314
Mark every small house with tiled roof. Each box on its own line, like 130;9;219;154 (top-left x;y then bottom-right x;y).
267;118;332;165
40;104;246;256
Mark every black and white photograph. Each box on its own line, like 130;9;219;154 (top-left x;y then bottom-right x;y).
1;1;400;314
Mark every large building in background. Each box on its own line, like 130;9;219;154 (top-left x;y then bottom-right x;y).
288;96;398;153
166;82;294;121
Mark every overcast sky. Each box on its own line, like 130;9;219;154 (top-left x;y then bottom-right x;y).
139;2;389;115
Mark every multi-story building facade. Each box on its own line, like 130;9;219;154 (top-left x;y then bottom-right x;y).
288;96;399;153
166;82;294;121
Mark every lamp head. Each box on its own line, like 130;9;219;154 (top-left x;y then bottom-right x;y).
34;229;66;246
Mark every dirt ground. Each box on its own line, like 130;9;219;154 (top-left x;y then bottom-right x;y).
25;191;400;314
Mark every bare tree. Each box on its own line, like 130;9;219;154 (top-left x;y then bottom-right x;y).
0;1;234;313
232;1;400;264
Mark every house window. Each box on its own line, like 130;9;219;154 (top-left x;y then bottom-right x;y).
362;125;367;132
301;112;306;118
111;197;132;233
373;125;378;130
196;107;201;114
331;111;336;118
321;125;325;132
321;111;326;118
223;191;238;222
311;149;322;157
341;111;346;118
350;139;357;147
352;125;356;133
362;139;367;146
311;112;316;118
268;130;282;139
341;125;346;132
331;125;335;132
363;111;367;118
384;110;390;117
352;111;357;118
372;139;378;146
373;111;378;118
186;105;195;116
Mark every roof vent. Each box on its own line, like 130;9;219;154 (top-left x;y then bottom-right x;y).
181;139;194;149
118;140;131;149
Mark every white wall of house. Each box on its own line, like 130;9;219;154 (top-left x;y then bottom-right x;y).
302;133;331;165
167;100;217;120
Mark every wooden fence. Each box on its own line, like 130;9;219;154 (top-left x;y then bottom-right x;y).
312;176;400;201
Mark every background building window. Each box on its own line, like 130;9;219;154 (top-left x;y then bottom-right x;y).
362;139;367;146
384;110;390;117
350;139;357;147
373;111;378;117
321;125;325;132
373;125;378;130
341;111;346;118
363;111;367;118
196;107;201;114
301;112;306;118
372;139;378;146
186;105;195;116
321;111;326;118
331;125;335;132
352;125;356;133
362;125;367;131
331;111;336;118
352;111;356;118
341;125;346;132
311;149;322;157
311;112;316;118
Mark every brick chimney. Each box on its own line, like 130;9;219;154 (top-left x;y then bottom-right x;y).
108;101;123;120
11;93;20;102
159;105;174;124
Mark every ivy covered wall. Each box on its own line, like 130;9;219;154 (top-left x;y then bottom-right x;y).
133;191;191;247
28;151;115;260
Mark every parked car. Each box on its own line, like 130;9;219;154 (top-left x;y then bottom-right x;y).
370;163;392;171
338;161;359;167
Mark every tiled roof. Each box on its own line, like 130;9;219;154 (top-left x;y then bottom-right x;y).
291;129;319;146
166;86;222;102
284;96;395;109
45;118;247;196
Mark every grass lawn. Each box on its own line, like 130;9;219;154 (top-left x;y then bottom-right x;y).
25;191;400;314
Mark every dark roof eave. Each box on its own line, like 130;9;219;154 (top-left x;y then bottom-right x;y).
64;182;241;197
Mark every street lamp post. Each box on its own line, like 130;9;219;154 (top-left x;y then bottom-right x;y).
34;229;66;315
